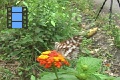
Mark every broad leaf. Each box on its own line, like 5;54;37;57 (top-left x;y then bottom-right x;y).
76;57;102;73
35;27;41;33
94;74;115;80
31;75;35;80
59;74;78;80
40;72;78;80
23;1;28;8
51;20;55;27
87;74;101;80
114;77;120;80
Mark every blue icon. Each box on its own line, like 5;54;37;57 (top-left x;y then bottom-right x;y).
12;22;22;28
12;7;22;12
7;7;28;29
12;13;22;21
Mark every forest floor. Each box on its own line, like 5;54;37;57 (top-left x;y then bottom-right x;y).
79;11;120;76
77;0;120;76
91;27;120;76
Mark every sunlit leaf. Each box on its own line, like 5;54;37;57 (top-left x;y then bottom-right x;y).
31;75;35;80
114;77;120;80
16;1;21;5
40;72;78;80
76;57;102;73
51;20;55;27
22;1;28;8
94;74;115;80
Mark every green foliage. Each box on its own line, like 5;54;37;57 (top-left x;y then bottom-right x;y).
114;77;120;80
30;75;36;80
0;67;15;80
70;0;93;11
75;57;102;80
38;57;118;80
76;57;102;73
40;72;78;80
98;14;120;48
0;0;80;79
67;57;118;80
104;23;120;48
112;26;120;48
94;74;115;80
80;38;92;56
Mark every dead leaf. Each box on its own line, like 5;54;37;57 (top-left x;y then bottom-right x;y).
87;27;98;37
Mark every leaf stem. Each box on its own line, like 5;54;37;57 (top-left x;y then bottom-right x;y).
53;66;59;80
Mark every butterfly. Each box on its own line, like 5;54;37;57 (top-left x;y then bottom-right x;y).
55;27;98;59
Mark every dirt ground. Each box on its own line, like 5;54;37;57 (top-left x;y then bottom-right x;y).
92;0;120;76
92;0;120;13
92;28;120;76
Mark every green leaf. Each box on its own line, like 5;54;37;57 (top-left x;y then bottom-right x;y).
34;35;44;42
82;48;91;55
55;35;63;40
40;72;57;80
114;77;120;80
16;1;21;5
10;51;21;57
19;35;33;44
22;1;28;8
31;75;35;80
94;74;115;80
66;68;78;75
51;20;55;27
35;27;41;33
59;74;78;80
62;7;65;10
76;57;102;73
72;13;77;17
76;15;82;22
87;74;101;80
40;72;78;80
18;71;22;76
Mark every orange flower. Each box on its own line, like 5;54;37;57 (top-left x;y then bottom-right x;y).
39;60;46;65
36;50;69;68
54;61;62;68
37;55;49;60
46;57;54;64
45;63;52;68
64;60;69;66
48;50;58;57
54;57;60;61
41;51;51;55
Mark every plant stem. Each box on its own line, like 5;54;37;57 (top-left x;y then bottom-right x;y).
53;66;59;80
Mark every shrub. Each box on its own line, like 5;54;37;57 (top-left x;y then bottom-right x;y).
0;0;80;79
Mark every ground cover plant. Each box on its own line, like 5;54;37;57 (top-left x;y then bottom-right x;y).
34;50;120;80
0;0;120;80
